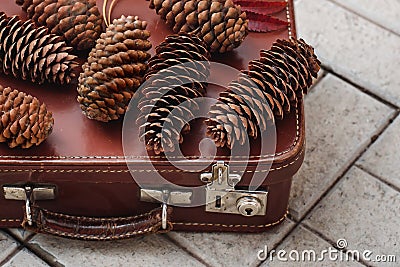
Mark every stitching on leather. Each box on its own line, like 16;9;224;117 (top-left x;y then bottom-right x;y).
286;0;292;38
38;208;164;239
0;102;300;160
1;211;287;230
0;151;302;174
41;224;159;240
41;208;156;222
0;219;21;222
172;210;288;228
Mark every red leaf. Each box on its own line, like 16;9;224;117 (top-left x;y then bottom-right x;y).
241;6;286;16
247;12;288;32
234;1;287;15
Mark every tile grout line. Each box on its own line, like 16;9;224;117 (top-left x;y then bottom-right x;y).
0;229;25;266
0;246;24;267
21;241;61;267
254;71;330;263
280;109;399;263
255;218;300;267
257;82;399;266
322;66;400;110
0;230;26;267
4;229;36;244
299;223;372;267
162;234;213;267
355;164;400;193
3;230;57;267
293;107;399;223
324;0;400;38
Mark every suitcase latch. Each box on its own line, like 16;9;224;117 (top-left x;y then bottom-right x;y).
139;189;189;230
2;184;56;225
140;189;192;205
201;161;268;217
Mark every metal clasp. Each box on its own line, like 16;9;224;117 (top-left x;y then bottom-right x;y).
140;188;183;230
140;188;192;205
161;189;168;230
201;161;268;217
200;161;241;189
3;184;56;225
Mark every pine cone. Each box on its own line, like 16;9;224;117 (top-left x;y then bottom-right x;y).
137;32;210;154
205;38;321;148
0;13;78;85
0;85;54;148
16;0;103;51
146;32;210;85
149;0;248;53
77;15;152;122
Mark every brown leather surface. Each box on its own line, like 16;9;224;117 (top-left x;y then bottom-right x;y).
0;0;303;234
0;0;298;164
23;205;173;240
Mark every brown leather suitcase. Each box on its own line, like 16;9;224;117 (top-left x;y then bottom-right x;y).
0;0;305;240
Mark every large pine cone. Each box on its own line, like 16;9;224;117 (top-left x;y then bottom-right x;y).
0;13;78;85
0;85;54;148
149;0;248;53
16;0;103;51
137;33;210;154
77;15;152;122
205;39;321;148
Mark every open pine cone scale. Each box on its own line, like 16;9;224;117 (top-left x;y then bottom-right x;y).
16;0;103;51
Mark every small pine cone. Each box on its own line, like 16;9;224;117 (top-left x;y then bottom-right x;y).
149;0;248;53
77;16;152;122
16;0;103;51
205;38;321;148
0;13;78;85
0;85;54;148
137;33;210;154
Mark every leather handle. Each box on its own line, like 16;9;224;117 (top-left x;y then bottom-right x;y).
22;205;173;240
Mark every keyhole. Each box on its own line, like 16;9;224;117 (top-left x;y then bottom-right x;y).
245;208;253;215
215;195;222;208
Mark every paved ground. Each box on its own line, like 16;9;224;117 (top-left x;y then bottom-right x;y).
1;0;399;266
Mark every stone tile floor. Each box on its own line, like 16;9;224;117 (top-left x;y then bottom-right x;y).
1;0;399;266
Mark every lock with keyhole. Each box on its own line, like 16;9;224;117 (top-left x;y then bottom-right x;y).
201;161;268;217
236;196;261;217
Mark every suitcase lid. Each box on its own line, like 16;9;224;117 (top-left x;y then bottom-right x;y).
0;0;302;175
